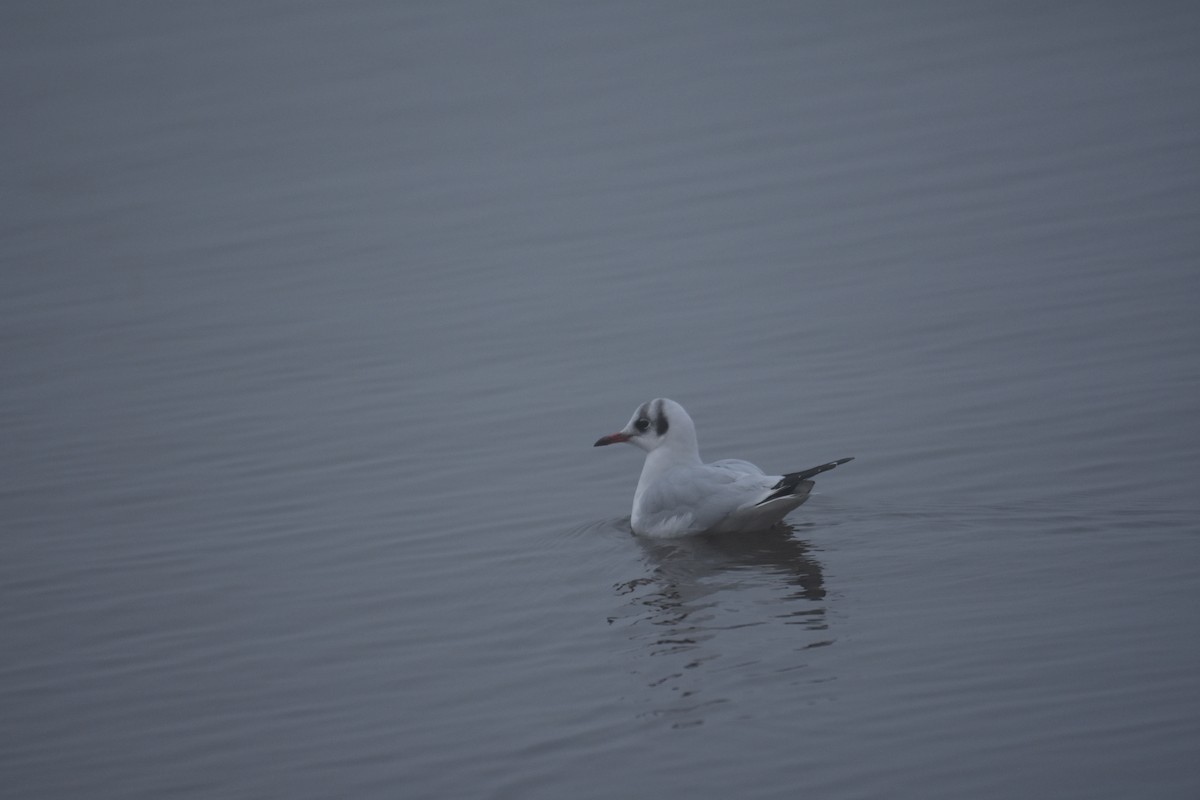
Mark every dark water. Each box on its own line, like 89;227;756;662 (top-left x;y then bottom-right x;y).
3;3;1199;798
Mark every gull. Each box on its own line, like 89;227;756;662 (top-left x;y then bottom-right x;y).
594;398;852;537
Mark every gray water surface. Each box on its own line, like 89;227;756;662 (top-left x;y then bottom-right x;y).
3;3;1199;799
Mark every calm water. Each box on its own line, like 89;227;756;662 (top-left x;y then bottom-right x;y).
3;3;1199;798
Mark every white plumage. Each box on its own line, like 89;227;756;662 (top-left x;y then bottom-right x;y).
594;398;852;537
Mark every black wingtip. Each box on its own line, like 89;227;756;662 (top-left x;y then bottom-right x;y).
768;455;854;494
785;457;854;483
757;457;854;506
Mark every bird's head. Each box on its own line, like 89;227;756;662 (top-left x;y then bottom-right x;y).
593;397;698;456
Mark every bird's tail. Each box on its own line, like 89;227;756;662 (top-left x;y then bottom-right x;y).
756;457;854;506
787;457;854;482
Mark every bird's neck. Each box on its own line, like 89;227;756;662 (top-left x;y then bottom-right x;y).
641;438;702;477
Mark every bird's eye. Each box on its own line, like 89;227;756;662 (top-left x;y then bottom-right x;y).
634;418;650;432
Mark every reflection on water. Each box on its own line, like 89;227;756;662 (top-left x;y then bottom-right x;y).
611;524;831;727
628;525;828;604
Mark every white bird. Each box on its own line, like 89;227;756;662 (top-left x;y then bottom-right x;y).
594;398;852;537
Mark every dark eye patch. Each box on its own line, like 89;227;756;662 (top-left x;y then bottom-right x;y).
634;418;651;432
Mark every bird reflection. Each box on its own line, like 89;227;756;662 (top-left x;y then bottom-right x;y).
610;524;832;727
618;523;826;605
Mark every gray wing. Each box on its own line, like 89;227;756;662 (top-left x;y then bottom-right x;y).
645;462;778;534
708;459;769;477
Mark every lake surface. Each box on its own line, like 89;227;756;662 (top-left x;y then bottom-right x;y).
3;3;1199;798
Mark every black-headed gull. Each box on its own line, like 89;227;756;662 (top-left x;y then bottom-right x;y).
594;398;852;537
